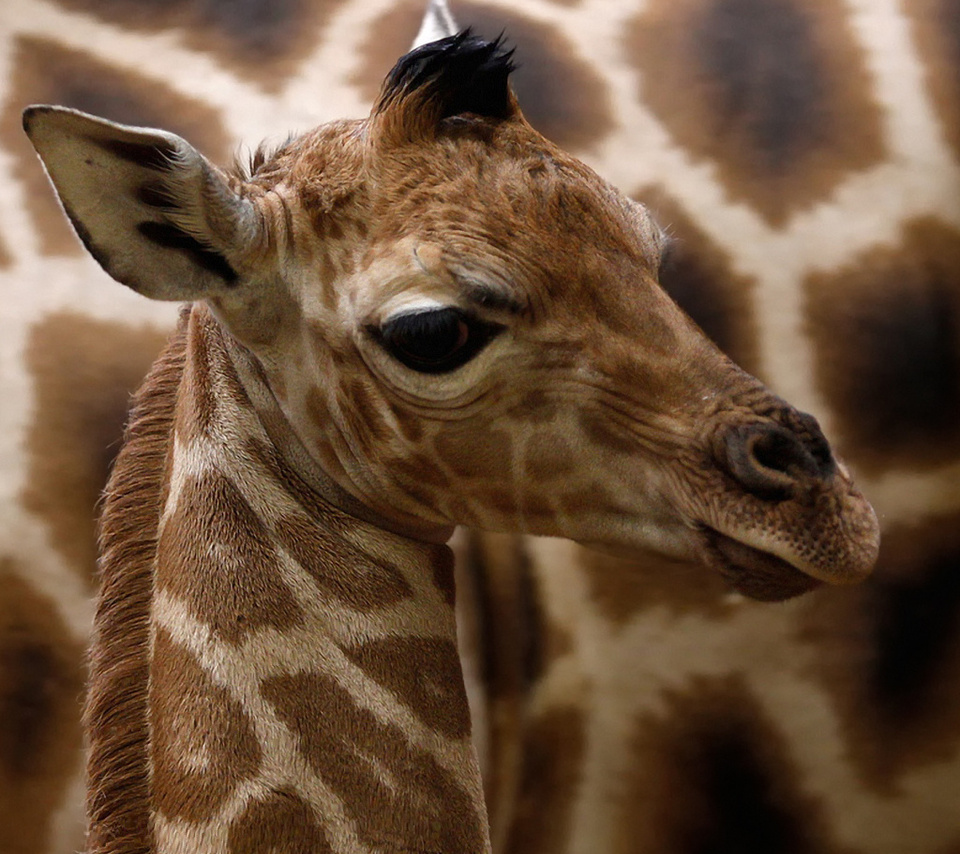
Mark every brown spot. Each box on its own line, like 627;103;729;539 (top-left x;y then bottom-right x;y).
353;1;614;152
513;389;560;424
150;628;261;823
0;561;85;853
523;432;575;482
2;36;230;255
502;707;586;854
626;0;884;226
392;453;450;490
799;513;960;790
804;217;960;473
637;187;761;375
577;408;642;454
580;544;735;627
263;672;486;853
621;674;851;854
229;789;332;854
47;0;348;92
0;231;11;267
157;471;305;643
907;0;960;162
305;385;332;430
21;313;168;585
558;482;618;517
272;513;413;611
343;638;470;739
435;425;515;480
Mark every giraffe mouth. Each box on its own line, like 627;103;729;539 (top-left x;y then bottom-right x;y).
700;528;822;602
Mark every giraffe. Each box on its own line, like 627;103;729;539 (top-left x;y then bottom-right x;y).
1;1;959;853
22;20;879;853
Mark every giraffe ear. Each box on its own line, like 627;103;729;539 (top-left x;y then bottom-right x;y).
373;30;518;142
22;105;263;301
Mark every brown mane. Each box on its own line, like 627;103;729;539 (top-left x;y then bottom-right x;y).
85;312;187;854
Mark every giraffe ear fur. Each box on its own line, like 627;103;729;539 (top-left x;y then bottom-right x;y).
374;30;517;135
23;105;262;301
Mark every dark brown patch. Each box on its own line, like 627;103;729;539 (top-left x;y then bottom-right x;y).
272;513;413;611
353;1;614;152
626;0;884;226
581;544;735;626
22;313;168;586
229;789;332;854
906;0;960;161
799;513;960;790
620;674;851;854
157;471;305;643
150;628;262;823
636;187;761;375
3;36;230;255
342;638;470;739
0;561;85;853
47;0;348;92
501;707;586;854
86;320;186;854
262;671;486;853
804;217;960;473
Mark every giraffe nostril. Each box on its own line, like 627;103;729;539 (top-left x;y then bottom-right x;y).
716;420;835;502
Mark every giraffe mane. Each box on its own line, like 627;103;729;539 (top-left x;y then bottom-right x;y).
84;310;188;854
375;29;517;124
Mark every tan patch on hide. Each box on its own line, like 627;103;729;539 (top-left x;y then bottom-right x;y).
150;628;262;823
263;671;486;852
626;0;884;226
0;561;84;854
229;789;332;853
352;1;614;152
47;0;349;92
805;216;960;474
799;513;960;791
621;674;853;854
156;471;306;643
21;313;168;585
501;707;586;854
2;36;230;255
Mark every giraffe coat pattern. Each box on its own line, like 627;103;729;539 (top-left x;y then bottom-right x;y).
0;1;956;853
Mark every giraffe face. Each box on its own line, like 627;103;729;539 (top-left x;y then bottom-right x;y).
23;34;879;600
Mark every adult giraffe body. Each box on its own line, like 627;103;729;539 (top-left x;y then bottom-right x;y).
24;30;875;853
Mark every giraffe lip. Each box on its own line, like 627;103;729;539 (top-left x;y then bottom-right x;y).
700;528;822;602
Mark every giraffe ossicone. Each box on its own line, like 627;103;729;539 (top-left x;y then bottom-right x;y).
24;30;878;853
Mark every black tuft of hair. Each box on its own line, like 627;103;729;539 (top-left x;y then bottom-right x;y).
381;29;516;120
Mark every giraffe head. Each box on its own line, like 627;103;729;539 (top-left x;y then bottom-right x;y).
23;33;878;601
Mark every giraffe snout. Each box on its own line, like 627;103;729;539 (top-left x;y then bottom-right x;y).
714;414;837;502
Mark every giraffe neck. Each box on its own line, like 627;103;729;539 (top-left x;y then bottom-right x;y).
87;305;490;854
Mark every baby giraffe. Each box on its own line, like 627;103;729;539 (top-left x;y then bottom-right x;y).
24;33;878;854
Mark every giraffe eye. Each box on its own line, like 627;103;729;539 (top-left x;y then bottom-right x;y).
378;308;501;374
